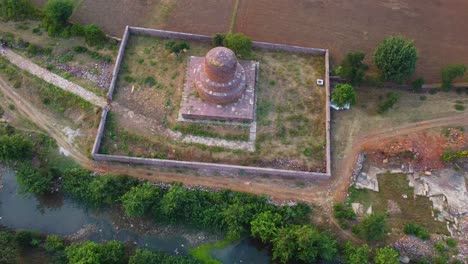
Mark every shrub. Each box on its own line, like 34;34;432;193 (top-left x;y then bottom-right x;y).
250;211;283;243
73;46;88;53
404;222;430;240
212;33;226;47
333;202;356;220
0;0;37;21
374;36;418;83
85;174;138;208
344;242;370;264
0;133;32;160
16;164;53;195
374;246;399;264
441;149;468;162
121;182;161;217
144;76;156;87
223;33;253;58
70;23;85;36
165;40;190;54
454;104;465;111
83;24;106;46
66;240;125;264
445;238;457;248
411;78;424;92
441;64;466;91
15;230;41;248
336;52;368;85
0;230;17;264
44;235;65;253
352;213;387;241
377;92;400;114
42;0;74;36
331;83;357;107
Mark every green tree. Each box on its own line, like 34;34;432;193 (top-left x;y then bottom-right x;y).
0;134;33;160
223;33;253;58
101;241;126;264
84;24;106;46
129;248;199;264
353;213;387;241
42;0;74;36
44;235;65;253
0;0;36;21
250;211;283;243
336;52;368;85
66;241;102;264
331;84;357;107
222;201;250;240
121;182;160;217
441;64;466;91
159;184;195;220
272;227;297;264
374;246;399;264
344;242;370;264
87;175;137;208
16;164;53;195
212;33;226;47
374;36;418;83
61;168;92;202
0;231;17;264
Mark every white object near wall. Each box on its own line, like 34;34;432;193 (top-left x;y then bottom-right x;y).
317;79;324;86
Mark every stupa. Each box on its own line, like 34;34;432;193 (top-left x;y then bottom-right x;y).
179;46;257;122
194;47;246;105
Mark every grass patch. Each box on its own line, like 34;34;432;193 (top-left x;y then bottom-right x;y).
173;123;249;141
190;238;236;264
349;173;448;237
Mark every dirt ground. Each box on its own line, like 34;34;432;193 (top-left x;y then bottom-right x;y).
235;0;468;83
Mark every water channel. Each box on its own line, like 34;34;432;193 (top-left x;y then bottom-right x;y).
0;168;270;263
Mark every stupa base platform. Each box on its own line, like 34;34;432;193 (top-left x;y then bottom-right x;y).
179;56;257;122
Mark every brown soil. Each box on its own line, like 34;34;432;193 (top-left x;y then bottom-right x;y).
234;0;468;83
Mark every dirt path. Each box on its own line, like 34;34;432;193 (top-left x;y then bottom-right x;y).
2;48;107;107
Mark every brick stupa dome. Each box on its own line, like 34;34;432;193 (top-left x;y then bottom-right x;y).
194;47;246;105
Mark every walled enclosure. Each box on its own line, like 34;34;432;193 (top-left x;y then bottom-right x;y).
92;26;331;178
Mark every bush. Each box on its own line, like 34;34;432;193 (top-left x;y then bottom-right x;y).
352;213;387;241
374;246;399;264
66;240;125;264
223;33;253;58
165;40;190;54
344;242;370;264
121;182;161;217
331;83;357;107
445;238;457;248
250;211;283;243
212;33;226;47
272;225;337;264
374;36;418;83
15;230;41;248
0;133;33;160
44;235;65;253
333;202;356;220
336;52;368;85
16;164;54;195
411;78;425;92
454;104;465;111
85;174;138;208
377;92;400;114
0;0;37;21
70;23;85;36
42;0;74;36
441;149;468;162
441;64;466;91
0;231;17;264
73;46;88;53
83;24;106;46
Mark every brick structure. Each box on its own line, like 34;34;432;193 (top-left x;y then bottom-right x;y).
180;47;257;122
195;47;247;104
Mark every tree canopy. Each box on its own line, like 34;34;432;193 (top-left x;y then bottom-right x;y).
16;164;53;194
337;52;368;85
42;0;74;36
223;33;253;58
0;133;33;160
441;64;466;91
121;182;161;217
66;241;126;264
353;213;387;241
0;0;36;21
374;246;399;264
374;36;417;83
331;83;357;108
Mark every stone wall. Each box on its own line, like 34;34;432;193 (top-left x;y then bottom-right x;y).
92;153;330;179
92;26;333;178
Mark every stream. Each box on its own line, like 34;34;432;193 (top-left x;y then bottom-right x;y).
0;168;270;263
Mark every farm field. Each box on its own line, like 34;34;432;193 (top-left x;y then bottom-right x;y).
234;0;468;83
32;0;468;83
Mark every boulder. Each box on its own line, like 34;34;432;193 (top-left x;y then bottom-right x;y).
399;255;410;264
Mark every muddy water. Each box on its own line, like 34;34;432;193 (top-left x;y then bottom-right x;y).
0;169;270;263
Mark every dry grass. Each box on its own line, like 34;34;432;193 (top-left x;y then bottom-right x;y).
104;35;327;171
